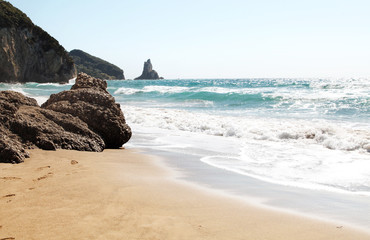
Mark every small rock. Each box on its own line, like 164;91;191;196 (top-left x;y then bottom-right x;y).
71;160;78;165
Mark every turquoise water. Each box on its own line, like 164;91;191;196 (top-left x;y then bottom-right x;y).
110;78;369;122
1;78;369;194
2;78;368;122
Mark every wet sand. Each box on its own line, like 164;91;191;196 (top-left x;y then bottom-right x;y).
0;149;369;240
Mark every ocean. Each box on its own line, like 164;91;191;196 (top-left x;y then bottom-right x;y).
1;78;370;228
1;78;369;194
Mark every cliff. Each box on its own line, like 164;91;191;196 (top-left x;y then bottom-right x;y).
135;59;162;80
0;1;76;83
70;49;125;80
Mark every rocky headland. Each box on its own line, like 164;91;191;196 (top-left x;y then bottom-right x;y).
0;73;131;163
135;59;162;80
69;49;125;80
0;1;76;83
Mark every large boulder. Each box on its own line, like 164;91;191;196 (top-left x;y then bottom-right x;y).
42;73;132;148
135;59;162;80
0;73;131;164
0;90;105;163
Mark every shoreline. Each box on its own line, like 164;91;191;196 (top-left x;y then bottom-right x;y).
126;126;370;232
1;149;370;239
151;148;370;233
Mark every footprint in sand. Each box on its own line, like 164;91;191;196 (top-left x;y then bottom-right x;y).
36;166;51;171
0;177;21;181
2;194;15;198
33;172;53;182
71;160;79;165
2;194;15;203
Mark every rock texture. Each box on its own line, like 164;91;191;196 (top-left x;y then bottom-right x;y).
135;59;162;80
0;73;131;164
70;49;125;80
0;1;76;83
42;73;132;148
0;91;105;163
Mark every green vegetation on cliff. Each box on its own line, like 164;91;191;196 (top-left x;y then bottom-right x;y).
0;0;32;28
69;49;125;80
0;0;73;63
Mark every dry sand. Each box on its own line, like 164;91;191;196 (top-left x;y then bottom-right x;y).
0;149;369;240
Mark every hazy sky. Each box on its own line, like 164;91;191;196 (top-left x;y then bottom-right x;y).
7;0;370;79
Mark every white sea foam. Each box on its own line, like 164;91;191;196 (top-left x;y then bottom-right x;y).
10;86;28;96
115;86;190;95
158;99;214;108
200;146;370;195
263;88;369;102
309;78;370;90
237;140;370;193
33;96;49;105
114;85;275;95
142;85;190;93
9;87;49;105
68;77;76;85
196;86;281;95
124;105;370;194
124;106;369;152
114;87;144;95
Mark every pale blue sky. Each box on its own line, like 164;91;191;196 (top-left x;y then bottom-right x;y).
7;0;370;79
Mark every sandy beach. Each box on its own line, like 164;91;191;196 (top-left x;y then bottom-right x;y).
1;149;369;240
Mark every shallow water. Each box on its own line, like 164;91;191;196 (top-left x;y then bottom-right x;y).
128;126;370;232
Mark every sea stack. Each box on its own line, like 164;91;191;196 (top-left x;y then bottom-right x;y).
0;1;76;83
135;59;162;80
